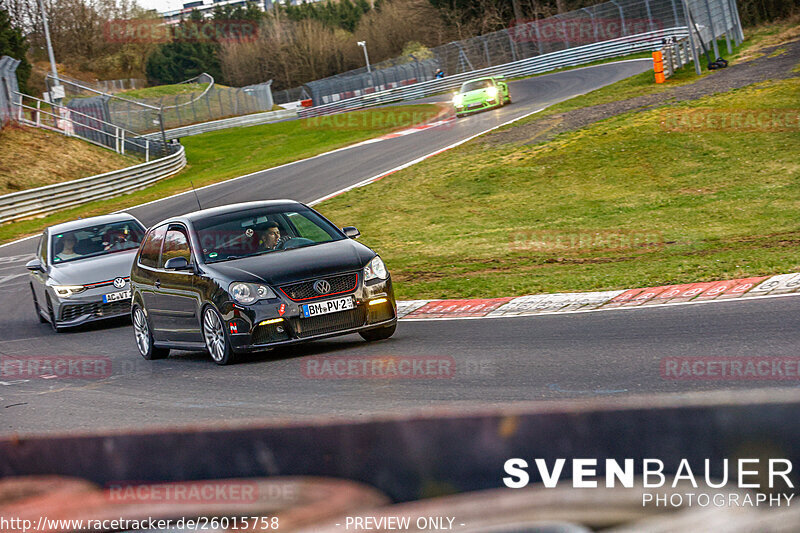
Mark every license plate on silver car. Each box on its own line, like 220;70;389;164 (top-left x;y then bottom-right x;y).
302;296;354;318
103;290;131;303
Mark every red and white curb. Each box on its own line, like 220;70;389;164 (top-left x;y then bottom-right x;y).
397;273;800;320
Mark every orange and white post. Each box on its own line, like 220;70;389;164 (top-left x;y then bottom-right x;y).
653;51;665;84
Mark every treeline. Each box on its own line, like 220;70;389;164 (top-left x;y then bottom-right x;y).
220;0;450;89
0;0;157;93
1;0;797;95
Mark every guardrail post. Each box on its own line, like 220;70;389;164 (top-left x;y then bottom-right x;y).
121;129;125;155
146;140;150;162
35;100;40;126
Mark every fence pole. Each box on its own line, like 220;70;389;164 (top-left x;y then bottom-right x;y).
610;1;627;36
36;100;41;126
702;0;720;58
643;0;654;32
719;0;733;53
682;0;703;75
730;0;744;43
669;0;680;28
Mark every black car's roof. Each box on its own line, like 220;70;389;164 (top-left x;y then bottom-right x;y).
152;200;305;228
47;213;141;234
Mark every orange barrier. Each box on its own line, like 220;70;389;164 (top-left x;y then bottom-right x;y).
653;51;665;84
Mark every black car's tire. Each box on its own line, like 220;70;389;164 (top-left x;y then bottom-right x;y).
202;306;236;365
360;323;397;342
132;305;169;360
31;284;47;323
46;296;62;333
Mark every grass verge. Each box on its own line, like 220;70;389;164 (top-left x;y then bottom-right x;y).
317;77;800;300
0;104;442;244
0;124;136;196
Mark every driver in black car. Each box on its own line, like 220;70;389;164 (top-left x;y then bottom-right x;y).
258;221;283;251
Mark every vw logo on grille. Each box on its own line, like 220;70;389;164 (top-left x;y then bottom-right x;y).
113;277;126;289
313;280;331;294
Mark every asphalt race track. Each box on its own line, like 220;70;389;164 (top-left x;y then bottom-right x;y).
4;59;799;434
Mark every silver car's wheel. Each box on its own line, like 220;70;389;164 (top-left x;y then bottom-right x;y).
203;307;235;365
132;305;168;360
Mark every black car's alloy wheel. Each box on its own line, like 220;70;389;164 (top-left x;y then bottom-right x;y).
202;307;236;365
132;305;169;360
359;323;397;342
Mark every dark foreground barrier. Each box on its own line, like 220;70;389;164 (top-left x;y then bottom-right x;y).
1;389;799;503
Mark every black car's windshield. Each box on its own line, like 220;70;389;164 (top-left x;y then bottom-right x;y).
194;206;345;263
461;79;493;92
51;220;145;264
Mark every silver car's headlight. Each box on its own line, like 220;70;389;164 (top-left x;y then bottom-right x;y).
229;282;276;304
364;256;388;282
51;284;86;298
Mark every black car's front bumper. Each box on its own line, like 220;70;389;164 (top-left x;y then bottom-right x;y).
219;277;397;353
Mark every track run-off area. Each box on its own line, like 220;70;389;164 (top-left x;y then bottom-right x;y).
3;58;800;435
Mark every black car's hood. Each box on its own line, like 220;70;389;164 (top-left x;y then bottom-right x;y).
201;239;376;286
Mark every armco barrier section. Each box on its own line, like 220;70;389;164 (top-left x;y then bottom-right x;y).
1;389;798;503
143;108;298;140
0;145;186;224
299;28;689;118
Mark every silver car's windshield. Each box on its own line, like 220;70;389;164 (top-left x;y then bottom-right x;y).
194;207;345;263
51;220;145;264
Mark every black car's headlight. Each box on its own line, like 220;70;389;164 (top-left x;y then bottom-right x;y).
229;282;276;304
364;256;388;282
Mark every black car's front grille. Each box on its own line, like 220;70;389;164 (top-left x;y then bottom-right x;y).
290;306;367;338
60;300;130;322
279;273;358;301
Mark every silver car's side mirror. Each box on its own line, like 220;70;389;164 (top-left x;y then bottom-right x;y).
26;258;44;272
342;226;361;239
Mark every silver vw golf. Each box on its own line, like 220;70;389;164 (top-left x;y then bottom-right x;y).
26;213;146;331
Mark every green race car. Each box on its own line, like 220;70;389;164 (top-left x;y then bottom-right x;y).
452;76;511;117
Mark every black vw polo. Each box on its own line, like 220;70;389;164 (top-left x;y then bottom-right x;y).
130;200;397;365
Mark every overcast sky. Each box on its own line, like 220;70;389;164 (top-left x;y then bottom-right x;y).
138;0;183;13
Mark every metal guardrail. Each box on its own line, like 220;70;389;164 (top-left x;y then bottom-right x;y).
299;28;689;118
143;108;298;140
0;145;186;225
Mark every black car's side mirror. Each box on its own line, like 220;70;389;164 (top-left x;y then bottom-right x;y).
164;257;191;270
342;226;360;239
26;258;44;272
